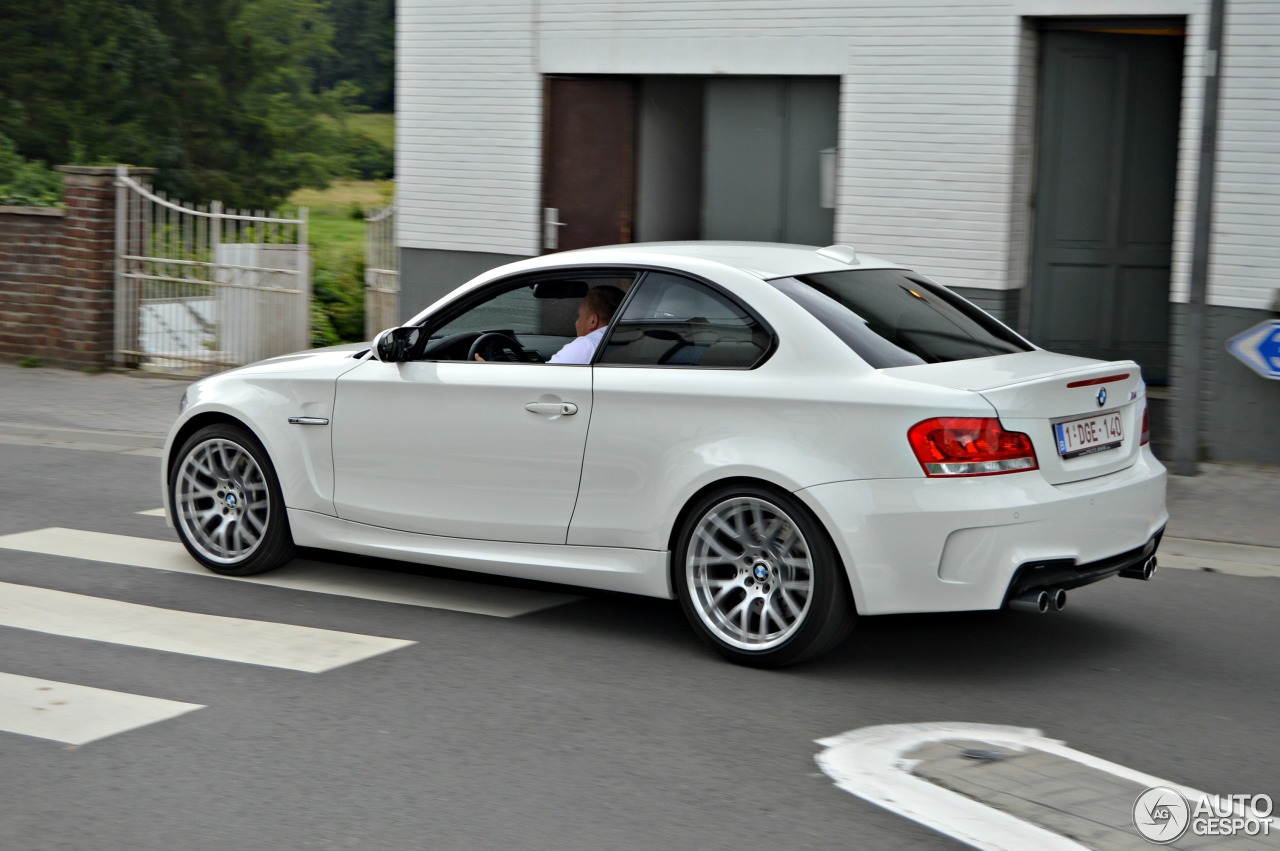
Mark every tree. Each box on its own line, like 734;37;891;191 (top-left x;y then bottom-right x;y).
0;0;356;208
312;0;395;112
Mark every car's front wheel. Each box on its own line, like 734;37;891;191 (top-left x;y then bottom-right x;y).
170;423;295;576
674;485;854;667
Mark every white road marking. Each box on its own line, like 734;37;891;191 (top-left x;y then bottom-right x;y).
814;722;1274;851
136;508;167;516
816;724;1084;850
0;527;579;617
0;672;203;746
0;581;413;673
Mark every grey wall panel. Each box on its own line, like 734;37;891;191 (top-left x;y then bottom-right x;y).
703;78;786;240
635;79;704;242
782;78;838;245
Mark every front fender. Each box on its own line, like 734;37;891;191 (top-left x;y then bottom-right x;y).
163;376;340;521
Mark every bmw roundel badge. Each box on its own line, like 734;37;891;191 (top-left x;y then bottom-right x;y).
1096;387;1107;407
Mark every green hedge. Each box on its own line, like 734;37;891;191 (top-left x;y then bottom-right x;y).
0;133;62;207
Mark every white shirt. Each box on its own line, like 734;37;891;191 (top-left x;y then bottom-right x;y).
548;327;606;364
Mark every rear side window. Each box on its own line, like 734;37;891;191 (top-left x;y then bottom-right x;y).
599;272;771;368
770;269;1032;367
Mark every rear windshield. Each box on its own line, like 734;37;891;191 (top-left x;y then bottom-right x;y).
769;269;1032;367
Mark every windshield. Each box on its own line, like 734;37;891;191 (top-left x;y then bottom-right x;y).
770;269;1032;367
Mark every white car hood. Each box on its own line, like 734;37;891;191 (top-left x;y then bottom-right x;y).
211;343;371;381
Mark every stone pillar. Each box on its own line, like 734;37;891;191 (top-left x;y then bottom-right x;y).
0;167;150;369
55;166;120;367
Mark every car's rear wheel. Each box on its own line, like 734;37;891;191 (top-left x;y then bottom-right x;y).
674;485;854;667
170;423;295;576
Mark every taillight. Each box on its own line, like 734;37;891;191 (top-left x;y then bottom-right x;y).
1141;403;1150;446
907;417;1039;477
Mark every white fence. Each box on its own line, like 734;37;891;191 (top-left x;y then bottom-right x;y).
365;203;400;338
114;166;310;373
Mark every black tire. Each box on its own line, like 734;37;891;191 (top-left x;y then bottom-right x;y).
673;484;855;668
170;423;295;576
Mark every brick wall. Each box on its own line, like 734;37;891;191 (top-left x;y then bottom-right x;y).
0;205;64;362
0;166;150;369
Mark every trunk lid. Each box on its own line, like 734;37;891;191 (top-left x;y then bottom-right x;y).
882;351;1148;485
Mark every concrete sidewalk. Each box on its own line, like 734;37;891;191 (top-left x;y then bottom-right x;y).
1;363;1278;561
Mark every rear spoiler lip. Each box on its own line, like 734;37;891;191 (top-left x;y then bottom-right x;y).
880;355;1144;394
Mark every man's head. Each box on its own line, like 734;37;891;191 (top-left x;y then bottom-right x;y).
575;285;625;337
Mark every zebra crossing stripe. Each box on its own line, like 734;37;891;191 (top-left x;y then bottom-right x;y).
0;581;414;673
0;672;203;746
0;527;579;617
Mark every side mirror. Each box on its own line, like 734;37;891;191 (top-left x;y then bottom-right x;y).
371;326;422;363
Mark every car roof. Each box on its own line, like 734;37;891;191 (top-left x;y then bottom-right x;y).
502;242;906;280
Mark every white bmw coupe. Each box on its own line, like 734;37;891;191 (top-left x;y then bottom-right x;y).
164;242;1167;667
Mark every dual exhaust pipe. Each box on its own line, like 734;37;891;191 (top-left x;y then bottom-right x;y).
1119;556;1158;581
1008;557;1157;614
1009;587;1068;614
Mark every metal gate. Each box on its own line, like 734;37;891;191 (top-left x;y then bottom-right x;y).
364;203;400;338
114;166;310;374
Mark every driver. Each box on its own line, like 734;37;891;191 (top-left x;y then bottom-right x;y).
475;285;625;364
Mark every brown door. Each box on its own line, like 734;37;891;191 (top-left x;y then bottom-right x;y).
543;77;636;253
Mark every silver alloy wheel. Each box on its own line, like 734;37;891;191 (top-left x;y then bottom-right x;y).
685;496;814;651
174;437;271;565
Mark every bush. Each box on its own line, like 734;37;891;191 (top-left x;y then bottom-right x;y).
0;134;62;207
311;242;366;346
341;133;393;181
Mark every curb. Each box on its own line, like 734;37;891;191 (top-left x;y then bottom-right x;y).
1159;536;1280;578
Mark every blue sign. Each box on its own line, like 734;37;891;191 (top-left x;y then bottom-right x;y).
1227;320;1280;380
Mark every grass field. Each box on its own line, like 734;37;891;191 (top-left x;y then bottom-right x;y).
290;179;394;251
290;112;395;251
346;112;395;149
286;113;395;345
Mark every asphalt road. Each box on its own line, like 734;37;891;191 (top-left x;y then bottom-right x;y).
1;441;1278;851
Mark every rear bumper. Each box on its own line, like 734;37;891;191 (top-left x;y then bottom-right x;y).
1005;526;1164;601
795;448;1168;615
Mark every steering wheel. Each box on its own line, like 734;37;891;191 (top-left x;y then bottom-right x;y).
467;331;541;363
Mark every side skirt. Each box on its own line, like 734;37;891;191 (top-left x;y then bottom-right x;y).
287;509;674;599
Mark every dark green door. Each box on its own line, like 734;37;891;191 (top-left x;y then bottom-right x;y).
1030;30;1183;383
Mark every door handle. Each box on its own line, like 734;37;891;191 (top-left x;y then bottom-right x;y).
544;207;566;250
525;401;578;416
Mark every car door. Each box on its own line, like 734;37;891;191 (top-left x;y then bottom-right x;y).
569;271;776;549
330;275;627;545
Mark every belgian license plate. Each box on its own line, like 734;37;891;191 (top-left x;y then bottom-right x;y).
1055;411;1123;459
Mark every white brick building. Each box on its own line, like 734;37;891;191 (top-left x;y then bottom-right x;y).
396;0;1280;465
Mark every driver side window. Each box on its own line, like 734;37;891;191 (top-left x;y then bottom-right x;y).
424;274;636;362
433;286;544;339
